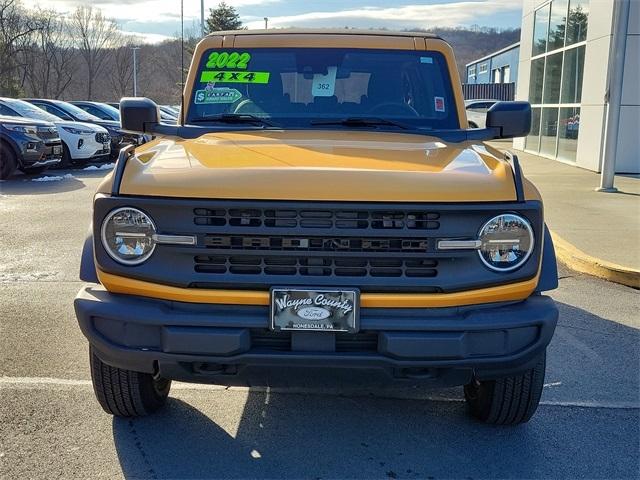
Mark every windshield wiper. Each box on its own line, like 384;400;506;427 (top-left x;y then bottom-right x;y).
190;113;279;128
310;117;412;130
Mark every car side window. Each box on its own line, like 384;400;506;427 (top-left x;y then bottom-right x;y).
85;106;110;120
0;104;17;116
37;103;73;121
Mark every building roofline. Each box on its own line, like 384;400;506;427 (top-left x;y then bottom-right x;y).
465;42;520;67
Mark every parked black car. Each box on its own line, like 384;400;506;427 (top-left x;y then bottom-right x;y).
0;115;62;179
23;99;142;158
69;101;121;122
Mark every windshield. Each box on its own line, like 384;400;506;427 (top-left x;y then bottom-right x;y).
3;99;61;123
57;101;101;122
187;48;459;130
100;103;121;120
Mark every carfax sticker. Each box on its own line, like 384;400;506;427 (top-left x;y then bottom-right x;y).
434;96;445;112
312;66;337;97
194;88;242;104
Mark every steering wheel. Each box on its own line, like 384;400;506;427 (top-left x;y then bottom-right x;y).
368;102;419;117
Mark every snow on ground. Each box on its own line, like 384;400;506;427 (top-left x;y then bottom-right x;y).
83;163;115;171
31;174;75;182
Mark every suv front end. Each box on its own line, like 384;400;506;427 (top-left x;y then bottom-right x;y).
75;30;558;424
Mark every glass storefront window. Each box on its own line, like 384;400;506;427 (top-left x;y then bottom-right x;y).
548;0;569;51
561;45;585;103
567;0;589;45
540;108;559;157
528;1;588;162
557;107;581;162
525;107;541;152
532;3;550;56
543;52;563;104
529;58;545;104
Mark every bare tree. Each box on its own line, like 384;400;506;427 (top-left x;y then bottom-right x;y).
108;37;136;99
0;0;41;96
71;5;118;99
22;8;74;98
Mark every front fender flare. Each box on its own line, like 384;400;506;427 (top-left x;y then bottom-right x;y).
80;227;99;283
535;225;559;292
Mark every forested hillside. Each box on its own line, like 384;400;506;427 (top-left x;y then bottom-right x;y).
419;27;522;79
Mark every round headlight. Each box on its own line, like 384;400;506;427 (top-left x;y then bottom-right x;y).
101;207;156;265
478;214;534;272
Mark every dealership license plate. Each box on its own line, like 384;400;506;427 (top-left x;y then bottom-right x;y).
270;288;359;333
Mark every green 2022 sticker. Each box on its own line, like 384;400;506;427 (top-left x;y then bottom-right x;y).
205;51;251;69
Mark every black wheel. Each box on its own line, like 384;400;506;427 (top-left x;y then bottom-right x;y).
0;142;17;179
90;347;171;417
54;142;72;169
464;352;546;425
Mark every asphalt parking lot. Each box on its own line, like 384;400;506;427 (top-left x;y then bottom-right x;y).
1;167;639;479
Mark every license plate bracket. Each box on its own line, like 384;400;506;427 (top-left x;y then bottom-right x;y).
270;288;359;333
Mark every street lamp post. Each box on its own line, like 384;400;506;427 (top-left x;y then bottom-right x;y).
131;46;140;97
201;0;205;37
264;17;268;29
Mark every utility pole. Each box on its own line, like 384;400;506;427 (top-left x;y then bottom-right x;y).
131;47;140;97
201;0;205;37
597;0;630;192
264;17;268;29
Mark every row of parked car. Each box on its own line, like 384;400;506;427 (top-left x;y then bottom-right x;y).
0;98;180;180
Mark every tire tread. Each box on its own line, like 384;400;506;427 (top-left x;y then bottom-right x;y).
89;348;170;417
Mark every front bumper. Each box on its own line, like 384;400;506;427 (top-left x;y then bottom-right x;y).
75;286;557;386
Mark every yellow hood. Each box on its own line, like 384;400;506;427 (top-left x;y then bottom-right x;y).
119;130;517;202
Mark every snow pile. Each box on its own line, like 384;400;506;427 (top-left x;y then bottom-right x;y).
31;174;75;182
83;163;115;171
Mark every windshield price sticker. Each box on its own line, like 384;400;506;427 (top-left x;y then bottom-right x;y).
205;51;251;69
195;88;242;104
200;71;270;84
312;66;337;97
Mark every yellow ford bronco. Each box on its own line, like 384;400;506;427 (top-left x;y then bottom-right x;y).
75;30;559;424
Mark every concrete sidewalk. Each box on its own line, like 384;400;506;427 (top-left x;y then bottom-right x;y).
488;141;640;286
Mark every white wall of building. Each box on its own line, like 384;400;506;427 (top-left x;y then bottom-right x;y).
514;0;639;174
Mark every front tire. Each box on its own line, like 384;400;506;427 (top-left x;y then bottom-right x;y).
90;348;171;417
464;352;546;425
0;143;17;179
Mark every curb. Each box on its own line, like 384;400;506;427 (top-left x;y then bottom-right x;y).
550;231;640;289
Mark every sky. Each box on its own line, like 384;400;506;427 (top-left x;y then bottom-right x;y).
30;0;523;43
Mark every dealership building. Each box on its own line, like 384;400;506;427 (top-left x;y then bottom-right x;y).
512;0;639;173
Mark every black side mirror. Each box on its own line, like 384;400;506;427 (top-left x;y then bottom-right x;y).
486;101;531;139
120;97;161;134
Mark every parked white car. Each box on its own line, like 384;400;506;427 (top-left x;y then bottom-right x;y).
465;99;498;129
0;98;110;168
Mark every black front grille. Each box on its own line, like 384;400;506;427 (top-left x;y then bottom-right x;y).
94;196;544;293
194;207;440;230
195;255;438;278
95;132;110;143
36;127;58;141
251;329;378;352
204;235;429;253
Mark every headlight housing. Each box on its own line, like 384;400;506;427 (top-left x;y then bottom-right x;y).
101;207;156;265
478;214;534;272
4;124;38;134
61;126;94;135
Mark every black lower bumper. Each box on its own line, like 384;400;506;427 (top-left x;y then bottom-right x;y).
75;286;558;387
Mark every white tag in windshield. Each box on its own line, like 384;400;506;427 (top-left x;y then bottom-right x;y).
312;66;337;97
